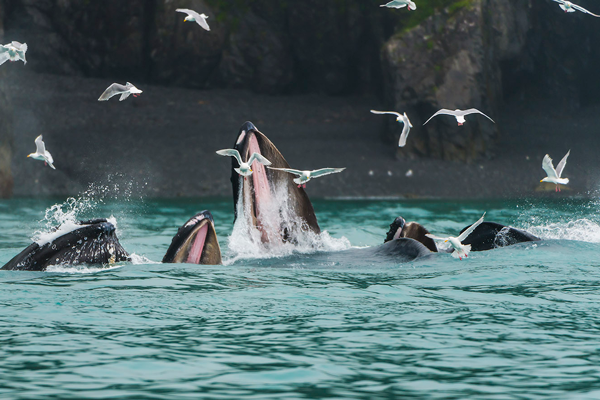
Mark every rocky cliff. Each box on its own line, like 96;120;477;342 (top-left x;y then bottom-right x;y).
0;0;14;198
3;0;600;164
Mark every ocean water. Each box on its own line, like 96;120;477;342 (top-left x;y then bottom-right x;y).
2;195;600;399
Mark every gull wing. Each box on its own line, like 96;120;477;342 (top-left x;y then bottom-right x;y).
119;91;131;101
425;233;448;242
542;154;558;179
196;15;211;31
267;167;304;177
399;118;411;147
35;135;46;154
98;83;128;101
457;212;486;242
380;0;408;8
11;42;27;63
176;8;195;16
248;152;272;166
572;2;600;17
310;168;346;178
461;108;495;123
423;109;456;125
216;149;243;165
45;150;54;166
0;52;9;66
555;150;570;178
370;110;401;117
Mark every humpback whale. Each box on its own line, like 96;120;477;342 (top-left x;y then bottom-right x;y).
162;211;222;265
385;217;438;252
384;216;540;253
1;219;129;271
229;121;320;243
459;222;541;251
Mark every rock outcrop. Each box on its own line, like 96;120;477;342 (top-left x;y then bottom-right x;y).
381;0;531;161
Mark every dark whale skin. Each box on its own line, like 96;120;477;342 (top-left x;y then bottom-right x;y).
1;219;129;271
460;222;541;251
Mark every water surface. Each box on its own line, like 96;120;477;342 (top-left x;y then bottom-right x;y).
2;197;600;399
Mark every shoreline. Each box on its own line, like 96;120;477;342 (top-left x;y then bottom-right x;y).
5;70;600;200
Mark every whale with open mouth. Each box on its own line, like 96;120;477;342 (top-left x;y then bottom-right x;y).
229;121;320;244
1;219;130;271
162;210;222;265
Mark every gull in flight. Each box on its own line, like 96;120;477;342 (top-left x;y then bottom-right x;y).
27;135;55;170
176;9;211;31
541;150;570;192
552;0;600;16
426;213;486;260
268;167;346;188
98;82;142;101
0;41;27;66
423;108;495;126
216;149;271;177
379;0;417;10
370;110;413;147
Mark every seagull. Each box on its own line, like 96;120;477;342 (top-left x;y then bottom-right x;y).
98;82;142;101
27;135;55;170
0;41;27;66
423;108;495;126
552;0;600;16
426;213;486;260
379;0;417;10
267;167;346;188
216;149;271;177
541;150;570;192
370;110;413;147
176;9;211;31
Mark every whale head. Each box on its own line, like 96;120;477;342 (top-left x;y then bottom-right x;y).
231;121;320;243
2;219;130;271
162;210;222;265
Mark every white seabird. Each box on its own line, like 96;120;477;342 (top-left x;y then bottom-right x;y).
98;82;142;101
176;8;211;31
426;213;486;260
267;167;346;188
552;0;600;16
379;0;417;10
423;108;495;126
541;150;570;192
216;149;272;177
27;135;56;170
0;41;28;66
370;110;413;147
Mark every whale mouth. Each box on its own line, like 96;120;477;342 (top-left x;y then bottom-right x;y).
162;211;222;265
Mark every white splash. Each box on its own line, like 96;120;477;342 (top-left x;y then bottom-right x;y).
226;179;350;263
45;264;124;274
129;253;159;264
526;218;600;243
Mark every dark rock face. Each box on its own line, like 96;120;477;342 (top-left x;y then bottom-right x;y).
381;1;531;161
4;0;390;95
0;1;14;198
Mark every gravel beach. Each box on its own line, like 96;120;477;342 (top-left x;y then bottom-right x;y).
6;69;600;200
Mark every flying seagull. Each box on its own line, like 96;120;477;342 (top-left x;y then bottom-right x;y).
552;0;600;16
268;167;346;188
541;150;570;192
176;9;211;31
423;108;495;126
426;213;486;260
0;41;27;66
27;135;55;170
370;110;413;147
216;149;271;177
98;82;142;102
379;0;417;10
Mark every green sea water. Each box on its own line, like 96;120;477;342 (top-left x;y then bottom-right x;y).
2;196;600;399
